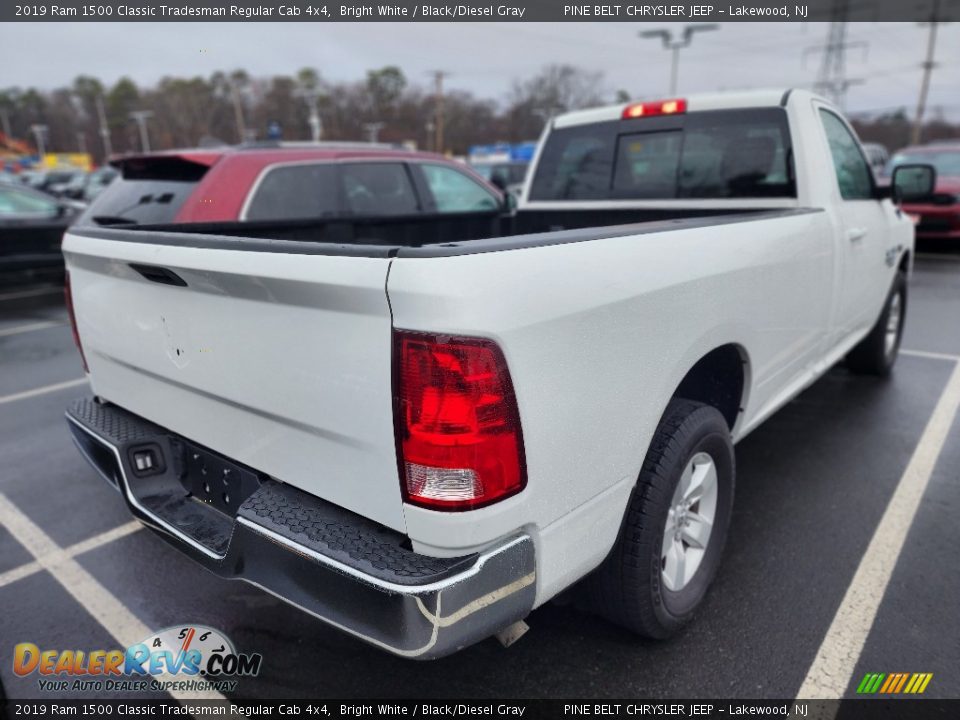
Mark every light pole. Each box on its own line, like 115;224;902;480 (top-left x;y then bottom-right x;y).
29;124;48;159
639;24;719;95
295;89;324;142
363;122;385;144
129;110;153;152
96;95;113;158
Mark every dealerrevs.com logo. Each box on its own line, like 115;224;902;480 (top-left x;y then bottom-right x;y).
13;625;262;693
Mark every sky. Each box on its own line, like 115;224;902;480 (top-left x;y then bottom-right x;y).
1;22;958;120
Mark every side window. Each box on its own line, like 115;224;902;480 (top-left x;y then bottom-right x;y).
819;110;873;200
245;164;339;220
0;187;59;217
421;164;500;213
341;163;419;216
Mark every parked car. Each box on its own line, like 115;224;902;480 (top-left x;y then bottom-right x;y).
80;166;119;202
76;144;503;229
884;143;960;240
0;183;80;283
34;169;87;196
62;89;934;658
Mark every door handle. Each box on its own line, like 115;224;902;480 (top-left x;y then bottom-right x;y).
846;227;868;242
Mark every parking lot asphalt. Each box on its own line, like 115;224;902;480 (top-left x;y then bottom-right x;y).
1;254;959;701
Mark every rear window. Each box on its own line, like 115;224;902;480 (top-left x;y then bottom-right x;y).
529;108;795;201
78;157;209;226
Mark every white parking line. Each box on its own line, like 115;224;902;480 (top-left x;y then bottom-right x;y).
0;559;41;588
797;358;960;700
0;520;142;589
902;348;960;362
0;377;87;406
0;321;64;338
0;493;227;702
0;287;62;302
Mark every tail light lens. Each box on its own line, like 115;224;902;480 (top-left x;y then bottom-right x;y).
394;330;526;511
64;271;88;372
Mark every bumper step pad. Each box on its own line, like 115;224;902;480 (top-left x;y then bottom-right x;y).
65;397;535;658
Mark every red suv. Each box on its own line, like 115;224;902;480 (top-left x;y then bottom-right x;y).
884;143;960;241
79;144;505;227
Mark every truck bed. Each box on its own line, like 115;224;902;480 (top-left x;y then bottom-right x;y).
73;206;811;258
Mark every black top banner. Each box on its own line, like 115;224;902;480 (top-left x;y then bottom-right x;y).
4;0;959;23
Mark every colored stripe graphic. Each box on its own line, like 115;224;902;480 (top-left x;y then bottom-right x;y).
857;672;932;694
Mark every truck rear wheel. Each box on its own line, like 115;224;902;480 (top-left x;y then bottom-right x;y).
584;398;735;639
846;271;907;377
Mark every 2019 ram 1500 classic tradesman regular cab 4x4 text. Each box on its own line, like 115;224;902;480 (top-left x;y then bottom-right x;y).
61;89;936;658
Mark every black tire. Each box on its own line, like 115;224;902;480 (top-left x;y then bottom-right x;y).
846;271;907;377
583;398;735;639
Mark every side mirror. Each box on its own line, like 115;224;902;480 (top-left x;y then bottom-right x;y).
489;173;508;192
891;164;936;204
503;191;518;213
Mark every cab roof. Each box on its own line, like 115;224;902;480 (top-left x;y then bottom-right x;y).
552;88;822;129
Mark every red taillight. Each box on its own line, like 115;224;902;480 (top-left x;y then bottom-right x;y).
394;330;526;511
622;99;687;119
64;272;88;373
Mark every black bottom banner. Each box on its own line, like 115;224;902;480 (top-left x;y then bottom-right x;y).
3;699;960;720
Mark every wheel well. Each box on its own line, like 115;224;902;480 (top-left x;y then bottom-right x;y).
673;345;746;430
898;250;911;275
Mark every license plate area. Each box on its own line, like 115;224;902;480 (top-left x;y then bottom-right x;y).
172;439;263;517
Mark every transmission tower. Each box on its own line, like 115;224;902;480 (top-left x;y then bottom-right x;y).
805;0;867;109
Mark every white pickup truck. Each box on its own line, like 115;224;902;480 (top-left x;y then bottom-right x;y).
62;89;936;659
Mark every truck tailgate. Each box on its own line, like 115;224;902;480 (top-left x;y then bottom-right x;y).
62;229;405;531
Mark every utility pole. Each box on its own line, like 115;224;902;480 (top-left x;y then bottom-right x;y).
639;24;718;95
129;110;153;152
363;122;385;144
0;107;11;141
95;95;113;158
804;0;867;109
230;82;247;144
912;0;949;145
427;70;449;154
29;124;48;158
